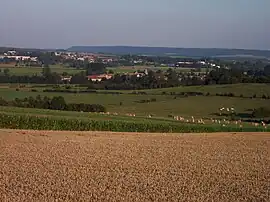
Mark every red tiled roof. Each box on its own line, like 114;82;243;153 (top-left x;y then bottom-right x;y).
87;75;99;79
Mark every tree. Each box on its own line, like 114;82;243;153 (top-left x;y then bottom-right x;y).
42;66;52;78
70;71;88;84
62;72;68;76
86;63;106;75
50;96;66;110
108;69;114;74
3;68;10;76
264;65;270;76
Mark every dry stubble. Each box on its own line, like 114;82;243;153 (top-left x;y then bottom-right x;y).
0;129;269;202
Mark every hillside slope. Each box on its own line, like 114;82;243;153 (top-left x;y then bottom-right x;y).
67;46;270;58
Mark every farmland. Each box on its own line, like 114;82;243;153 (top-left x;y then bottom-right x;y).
0;83;269;120
0;130;269;201
0;63;206;76
0;64;83;76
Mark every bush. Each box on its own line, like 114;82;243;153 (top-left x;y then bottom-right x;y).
31;89;38;92
252;107;270;118
136;98;157;103
0;95;106;113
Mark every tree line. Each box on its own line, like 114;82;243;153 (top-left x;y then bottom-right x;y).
0;95;106;112
1;64;270;90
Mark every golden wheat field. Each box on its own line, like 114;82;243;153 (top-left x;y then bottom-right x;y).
0;129;269;202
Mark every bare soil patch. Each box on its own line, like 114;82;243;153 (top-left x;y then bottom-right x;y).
0;129;269;201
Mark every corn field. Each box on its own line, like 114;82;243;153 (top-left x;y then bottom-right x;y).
0;113;269;133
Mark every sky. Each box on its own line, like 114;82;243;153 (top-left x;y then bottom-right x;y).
0;0;270;50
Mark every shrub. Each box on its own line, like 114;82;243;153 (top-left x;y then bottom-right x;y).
252;107;270;118
137;98;157;103
0;95;106;113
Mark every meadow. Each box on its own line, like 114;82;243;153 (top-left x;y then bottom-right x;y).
0;64;82;75
0;63;206;76
0;83;269;119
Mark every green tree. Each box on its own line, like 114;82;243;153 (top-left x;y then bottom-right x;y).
3;68;10;76
42;66;52;78
264;65;270;76
50;96;66;110
108;69;114;74
86;63;106;75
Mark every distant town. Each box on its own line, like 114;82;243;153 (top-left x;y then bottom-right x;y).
0;48;227;84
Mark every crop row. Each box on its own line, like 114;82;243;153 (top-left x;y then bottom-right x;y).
0;113;269;133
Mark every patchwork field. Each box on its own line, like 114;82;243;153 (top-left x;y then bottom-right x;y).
0;130;269;201
0;83;270;119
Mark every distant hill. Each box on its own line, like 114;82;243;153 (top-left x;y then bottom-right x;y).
67;46;270;58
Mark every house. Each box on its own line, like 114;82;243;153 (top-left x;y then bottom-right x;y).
4;56;31;61
61;76;72;83
7;50;17;55
86;74;113;82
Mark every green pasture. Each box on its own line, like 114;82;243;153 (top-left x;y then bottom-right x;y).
143;83;270;97
0;64;206;76
0;83;269;119
0;65;83;76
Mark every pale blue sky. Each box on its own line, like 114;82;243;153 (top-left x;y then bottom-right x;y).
1;0;269;49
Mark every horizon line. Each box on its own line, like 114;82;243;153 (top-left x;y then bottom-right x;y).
0;45;270;52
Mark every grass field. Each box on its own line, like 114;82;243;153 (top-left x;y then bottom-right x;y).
144;83;270;97
0;130;269;201
0;64;83;76
0;63;206;76
0;83;269;119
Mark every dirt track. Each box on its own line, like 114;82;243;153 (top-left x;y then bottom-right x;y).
0;129;269;201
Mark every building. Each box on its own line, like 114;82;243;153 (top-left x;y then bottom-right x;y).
61;76;72;83
86;74;113;82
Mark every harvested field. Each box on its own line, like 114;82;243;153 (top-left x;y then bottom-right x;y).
0;130;269;201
